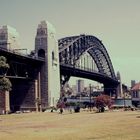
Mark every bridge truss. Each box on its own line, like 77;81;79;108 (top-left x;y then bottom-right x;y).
59;35;119;94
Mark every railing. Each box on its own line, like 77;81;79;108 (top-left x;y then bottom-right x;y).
0;46;45;61
60;63;99;73
60;63;119;83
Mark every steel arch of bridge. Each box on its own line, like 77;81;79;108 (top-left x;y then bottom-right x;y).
59;34;118;86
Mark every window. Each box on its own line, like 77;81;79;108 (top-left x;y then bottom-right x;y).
38;49;45;58
52;51;54;60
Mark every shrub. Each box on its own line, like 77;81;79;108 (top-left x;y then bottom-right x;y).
95;95;113;112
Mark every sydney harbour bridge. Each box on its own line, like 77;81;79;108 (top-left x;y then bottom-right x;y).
59;35;118;89
0;21;119;112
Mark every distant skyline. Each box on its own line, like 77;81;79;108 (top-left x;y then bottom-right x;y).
0;0;140;86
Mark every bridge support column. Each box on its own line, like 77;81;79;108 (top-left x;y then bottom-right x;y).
10;79;37;112
0;91;10;114
35;21;60;109
35;79;40;112
104;84;118;98
116;84;123;98
35;73;42;112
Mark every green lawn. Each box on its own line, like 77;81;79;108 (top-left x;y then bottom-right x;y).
0;110;140;140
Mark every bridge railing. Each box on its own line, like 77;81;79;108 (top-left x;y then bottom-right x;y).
60;63;99;73
0;46;45;61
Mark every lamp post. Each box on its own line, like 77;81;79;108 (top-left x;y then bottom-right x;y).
123;93;126;109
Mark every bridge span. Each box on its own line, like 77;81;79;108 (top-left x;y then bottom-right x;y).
0;21;119;113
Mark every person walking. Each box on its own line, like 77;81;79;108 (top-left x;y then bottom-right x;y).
60;108;63;114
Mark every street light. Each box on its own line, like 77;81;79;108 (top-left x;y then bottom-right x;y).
123;92;126;109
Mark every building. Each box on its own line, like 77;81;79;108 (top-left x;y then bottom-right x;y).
76;79;84;93
131;82;140;107
131;80;136;88
0;25;20;50
71;85;77;95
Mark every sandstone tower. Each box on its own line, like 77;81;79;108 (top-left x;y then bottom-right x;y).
35;21;60;108
116;71;123;98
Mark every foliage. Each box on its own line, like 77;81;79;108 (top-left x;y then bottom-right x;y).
0;56;9;69
57;100;66;108
0;56;12;91
65;102;76;107
60;83;73;97
0;77;12;91
95;94;113;109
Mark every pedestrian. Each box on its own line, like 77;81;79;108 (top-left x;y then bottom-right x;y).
69;106;72;114
60;108;63;114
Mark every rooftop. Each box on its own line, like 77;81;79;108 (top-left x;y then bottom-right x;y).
131;82;140;91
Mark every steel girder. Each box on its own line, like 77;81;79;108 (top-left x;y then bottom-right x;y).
59;34;117;80
0;48;43;79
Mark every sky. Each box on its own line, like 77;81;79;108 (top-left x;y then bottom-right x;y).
0;0;140;86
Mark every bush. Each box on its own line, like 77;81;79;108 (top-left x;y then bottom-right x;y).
0;77;12;91
95;95;113;112
74;106;80;113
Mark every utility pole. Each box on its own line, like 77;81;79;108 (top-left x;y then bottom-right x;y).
123;92;126;109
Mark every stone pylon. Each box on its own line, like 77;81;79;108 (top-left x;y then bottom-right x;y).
116;71;123;98
35;21;60;108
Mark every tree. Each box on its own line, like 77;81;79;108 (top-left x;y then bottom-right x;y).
0;77;12;91
0;56;11;91
95;94;113;112
57;101;65;109
0;56;9;75
0;56;12;114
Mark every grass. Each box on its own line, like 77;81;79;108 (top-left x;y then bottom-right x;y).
0;110;140;140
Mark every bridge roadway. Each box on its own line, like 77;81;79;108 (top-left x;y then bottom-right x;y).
60;64;119;86
0;47;119;86
0;47;44;79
